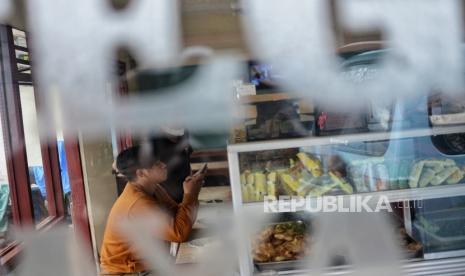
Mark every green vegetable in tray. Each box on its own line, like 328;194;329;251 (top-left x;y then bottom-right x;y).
430;164;445;174
446;169;464;185
419;168;436;188
274;221;305;235
423;159;456;168
409;161;425;188
408;159;464;188
430;167;459;186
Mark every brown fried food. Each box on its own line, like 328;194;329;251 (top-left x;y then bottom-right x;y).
286;229;296;236
271;238;285;246
257;226;274;242
283;250;295;259
407;242;423;252
274;233;294;241
274;244;286;256
255;242;275;259
283;237;306;253
253;222;310;263
253;253;269;263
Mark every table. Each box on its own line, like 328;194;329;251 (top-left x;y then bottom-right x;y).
176;186;232;264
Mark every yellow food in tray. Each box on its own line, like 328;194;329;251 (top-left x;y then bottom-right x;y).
329;172;354;194
240;172;247;186
241;170;282;201
247;185;256;202
246;172;255;186
307;183;338;197
271;152;353;197
240;171;250;202
240;170;261;202
297;152;323;177
267;172;277;197
255;172;267;201
241;154;463;201
241;185;248;202
241;152;357;200
280;173;300;194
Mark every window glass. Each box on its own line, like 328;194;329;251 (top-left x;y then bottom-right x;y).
57;130;72;224
0;110;12;248
19;85;49;224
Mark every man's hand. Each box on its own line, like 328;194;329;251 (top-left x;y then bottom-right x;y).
183;172;205;197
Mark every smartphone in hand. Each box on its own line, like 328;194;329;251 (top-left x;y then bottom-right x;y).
195;163;208;175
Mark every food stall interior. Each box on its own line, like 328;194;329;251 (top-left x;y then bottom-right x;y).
228;49;465;275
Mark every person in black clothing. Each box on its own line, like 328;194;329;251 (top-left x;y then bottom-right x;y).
151;127;192;204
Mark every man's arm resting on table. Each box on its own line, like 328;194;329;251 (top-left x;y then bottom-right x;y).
129;193;199;243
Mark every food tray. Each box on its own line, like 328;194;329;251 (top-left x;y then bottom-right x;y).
413;208;465;245
255;259;306;272
253;219;310;272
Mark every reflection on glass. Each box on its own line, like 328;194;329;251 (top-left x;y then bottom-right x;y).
19;85;49;224
12;28;27;48
57;134;72;224
0;111;12;248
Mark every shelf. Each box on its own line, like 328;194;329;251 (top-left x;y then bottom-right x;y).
228;125;465;153
237;93;299;104
192;161;228;170
254;256;465;275
234;183;465;213
430;113;465;126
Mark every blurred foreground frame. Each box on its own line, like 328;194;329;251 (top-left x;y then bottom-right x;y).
0;0;465;275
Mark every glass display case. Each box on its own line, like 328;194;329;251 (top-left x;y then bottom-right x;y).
230;125;465;202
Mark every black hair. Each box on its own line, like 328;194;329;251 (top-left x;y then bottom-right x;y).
116;144;160;181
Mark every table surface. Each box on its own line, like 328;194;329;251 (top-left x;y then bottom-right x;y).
175;186;233;264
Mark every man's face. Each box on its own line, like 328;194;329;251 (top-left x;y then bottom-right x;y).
140;161;168;185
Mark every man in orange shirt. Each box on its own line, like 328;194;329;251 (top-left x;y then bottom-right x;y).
100;145;205;275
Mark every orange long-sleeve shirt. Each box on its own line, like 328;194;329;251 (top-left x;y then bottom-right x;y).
100;183;198;274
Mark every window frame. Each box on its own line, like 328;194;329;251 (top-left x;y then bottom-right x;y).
0;25;91;267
